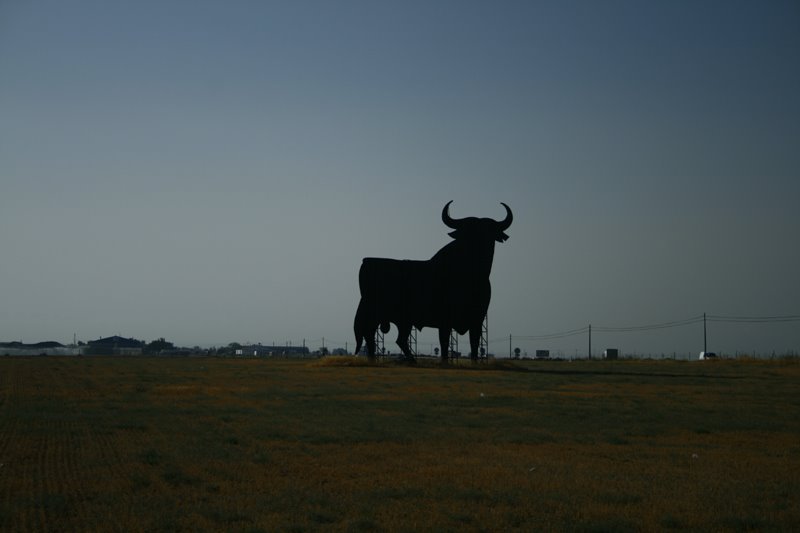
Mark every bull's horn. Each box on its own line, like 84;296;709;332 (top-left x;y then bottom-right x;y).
442;200;462;229
497;203;513;231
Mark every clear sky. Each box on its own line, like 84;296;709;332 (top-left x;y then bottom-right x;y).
1;1;798;356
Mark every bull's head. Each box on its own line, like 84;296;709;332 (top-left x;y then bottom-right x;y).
442;201;513;243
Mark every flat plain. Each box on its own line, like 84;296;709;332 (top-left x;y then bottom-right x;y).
1;355;798;532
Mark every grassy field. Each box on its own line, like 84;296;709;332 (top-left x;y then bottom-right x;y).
1;356;798;532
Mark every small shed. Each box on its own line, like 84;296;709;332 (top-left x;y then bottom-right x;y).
603;348;619;360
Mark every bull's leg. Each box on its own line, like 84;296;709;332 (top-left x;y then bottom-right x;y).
438;327;450;363
396;323;414;360
469;325;481;362
365;331;377;360
354;299;378;360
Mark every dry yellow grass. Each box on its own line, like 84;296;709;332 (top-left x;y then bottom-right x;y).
0;356;798;531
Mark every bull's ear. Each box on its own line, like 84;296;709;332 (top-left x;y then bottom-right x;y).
495;231;509;243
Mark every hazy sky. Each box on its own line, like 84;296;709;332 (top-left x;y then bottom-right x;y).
2;1;798;356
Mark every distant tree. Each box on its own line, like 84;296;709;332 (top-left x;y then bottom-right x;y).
514;347;521;359
219;342;243;356
145;338;174;354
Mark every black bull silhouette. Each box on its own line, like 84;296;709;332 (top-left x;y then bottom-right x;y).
354;201;512;361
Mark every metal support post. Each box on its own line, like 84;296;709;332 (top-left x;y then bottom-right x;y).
450;330;459;360
375;329;385;357
479;314;488;360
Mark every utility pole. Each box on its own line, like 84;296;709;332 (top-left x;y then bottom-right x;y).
509;334;512;358
703;312;707;353
588;324;592;360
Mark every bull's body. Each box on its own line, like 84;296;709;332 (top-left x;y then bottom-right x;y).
354;202;511;362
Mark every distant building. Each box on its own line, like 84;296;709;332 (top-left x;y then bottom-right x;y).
86;336;144;355
0;341;82;356
603;348;619;360
238;344;310;357
535;350;550;359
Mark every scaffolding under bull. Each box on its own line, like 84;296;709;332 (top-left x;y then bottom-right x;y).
371;315;489;361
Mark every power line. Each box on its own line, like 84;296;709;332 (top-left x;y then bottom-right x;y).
514;316;704;339
514;326;590;341
707;314;800;323
507;312;798;355
514;313;800;340
593;315;705;332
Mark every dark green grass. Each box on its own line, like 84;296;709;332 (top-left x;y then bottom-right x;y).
1;356;798;531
